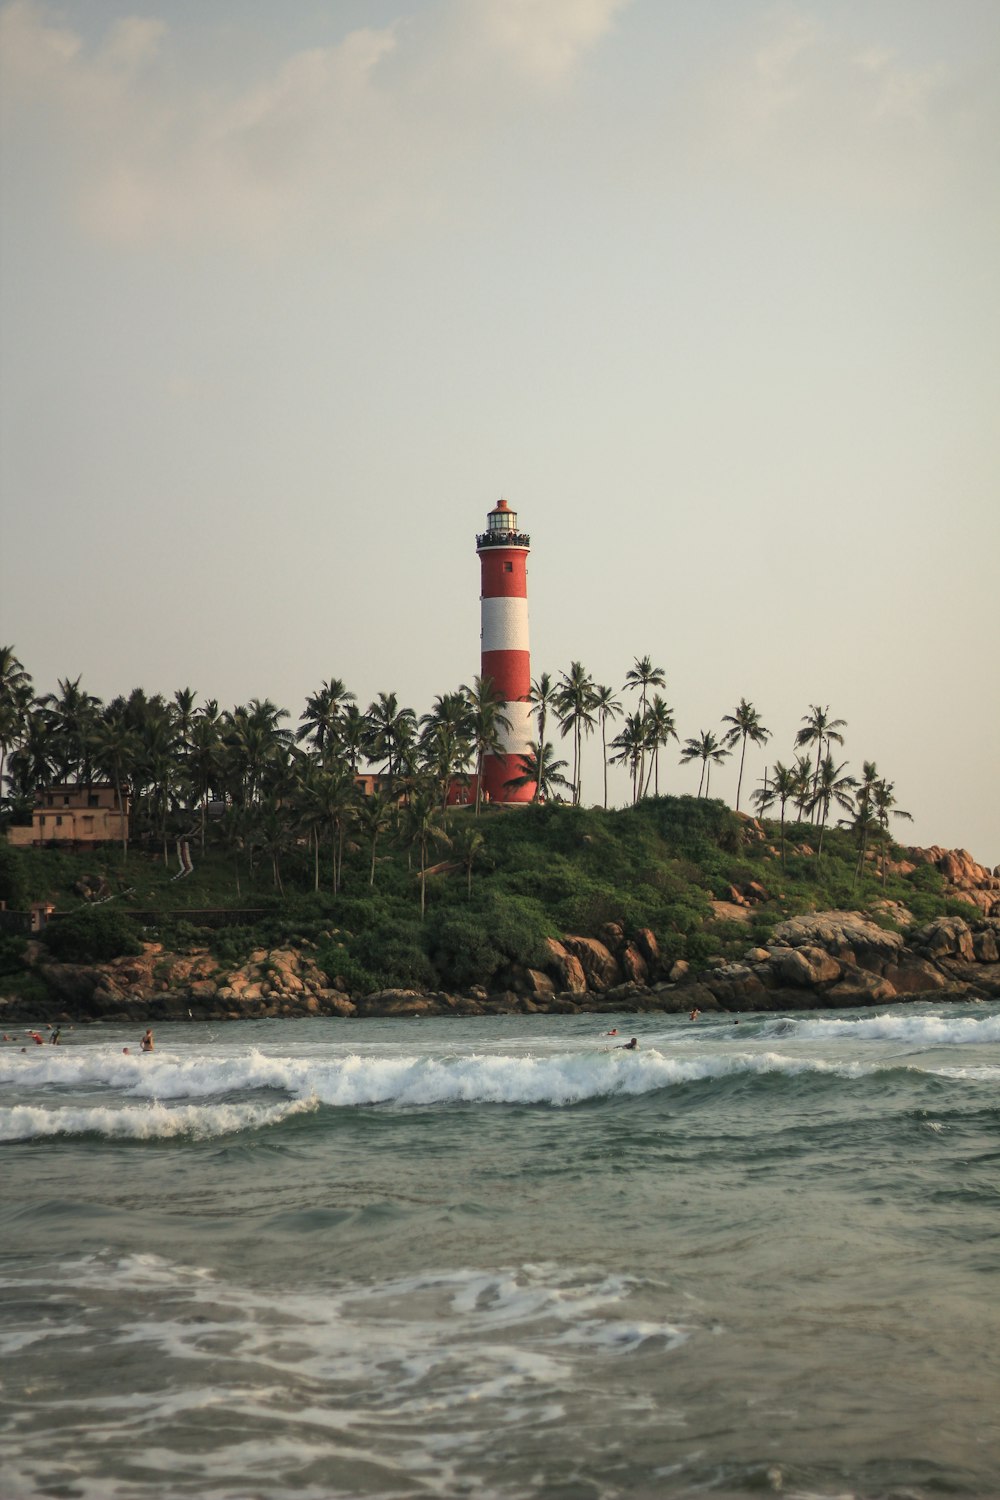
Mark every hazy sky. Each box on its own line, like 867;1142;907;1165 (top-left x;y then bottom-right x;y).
2;0;997;864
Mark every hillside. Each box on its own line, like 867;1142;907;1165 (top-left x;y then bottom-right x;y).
1;796;998;1020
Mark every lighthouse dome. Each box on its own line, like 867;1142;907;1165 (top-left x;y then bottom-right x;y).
488;498;517;532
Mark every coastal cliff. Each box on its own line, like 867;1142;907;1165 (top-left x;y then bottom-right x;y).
2;826;998;1025
4;909;998;1027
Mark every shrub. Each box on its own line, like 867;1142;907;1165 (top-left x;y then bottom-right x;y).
426;910;502;990
42;907;143;964
0;844;30;909
0;932;28;977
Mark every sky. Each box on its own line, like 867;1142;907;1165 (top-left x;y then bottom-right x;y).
1;0;997;865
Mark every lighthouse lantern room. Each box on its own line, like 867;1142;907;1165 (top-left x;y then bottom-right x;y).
477;499;535;803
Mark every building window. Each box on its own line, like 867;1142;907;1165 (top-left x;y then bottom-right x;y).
39;815;46;827
504;562;513;573
56;816;63;826
47;795;54;807
88;794;99;808
63;796;70;806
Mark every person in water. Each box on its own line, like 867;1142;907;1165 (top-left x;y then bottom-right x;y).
689;1008;700;1021
605;1028;618;1036
49;1028;61;1045
619;1037;638;1050
140;1029;154;1053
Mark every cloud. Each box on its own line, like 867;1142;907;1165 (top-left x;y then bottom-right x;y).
468;0;629;82
0;0;629;252
693;7;983;208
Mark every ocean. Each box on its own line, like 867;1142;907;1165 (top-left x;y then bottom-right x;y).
1;1003;998;1500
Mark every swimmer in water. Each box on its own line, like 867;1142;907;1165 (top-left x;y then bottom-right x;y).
140;1029;154;1053
619;1037;638;1050
605;1027;618;1036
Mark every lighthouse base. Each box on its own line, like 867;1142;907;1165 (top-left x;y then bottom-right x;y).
481;754;535;805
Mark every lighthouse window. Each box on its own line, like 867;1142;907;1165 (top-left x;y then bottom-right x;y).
504;562;513;572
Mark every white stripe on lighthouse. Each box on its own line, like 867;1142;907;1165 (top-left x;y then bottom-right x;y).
497;700;535;758
481;596;530;654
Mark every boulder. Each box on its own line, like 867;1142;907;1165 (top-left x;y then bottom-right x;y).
770;912;903;974
883;957;949;994
544;938;588;994
635;928;660;969
620;944;648;985
770;944;842;988
701;963;768;1008
912;916;975;962
825;967;896;1005
559;936;621;992
523;967;556;999
973;927;999;962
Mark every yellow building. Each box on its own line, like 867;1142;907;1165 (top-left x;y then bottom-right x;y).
29;783;129;847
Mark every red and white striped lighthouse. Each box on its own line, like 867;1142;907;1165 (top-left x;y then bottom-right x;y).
477;498;535;803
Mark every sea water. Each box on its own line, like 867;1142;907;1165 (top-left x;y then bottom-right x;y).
1;1003;998;1499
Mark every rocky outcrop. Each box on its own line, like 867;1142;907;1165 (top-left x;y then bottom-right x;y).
3;907;999;1026
906;846;1000;918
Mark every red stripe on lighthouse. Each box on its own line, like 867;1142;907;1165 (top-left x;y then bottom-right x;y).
477;500;534;804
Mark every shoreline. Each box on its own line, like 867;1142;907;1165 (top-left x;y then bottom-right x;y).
4;910;998;1026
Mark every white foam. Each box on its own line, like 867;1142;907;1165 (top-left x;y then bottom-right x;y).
0;1251;687;1496
0;1043;876;1114
760;1010;1000;1047
0;1096;316;1142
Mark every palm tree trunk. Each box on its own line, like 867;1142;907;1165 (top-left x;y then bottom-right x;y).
736;735;747;811
601;720;608;809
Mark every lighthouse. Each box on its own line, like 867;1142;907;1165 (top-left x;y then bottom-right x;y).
477;498;535;803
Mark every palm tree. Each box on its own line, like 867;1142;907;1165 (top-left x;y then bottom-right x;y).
796;705;847;811
419;692;474;810
679;730;731;798
186;713;224;849
0;646;32;800
172;688;198;761
751;759;798;866
225;700;292;809
451;824;486;899
848;760;880;889
364;692;417;795
609;712;646;804
89;709;141;859
722;698;770;812
338;703;368;773
39;676;102;783
401;787;450;919
355;789;395;888
503;742;573;802
132;721;177;863
591;684;622;809
6;711;55;806
624;656;666;797
556;661;596;806
642;694;678;797
462;676;512;815
297;678;356;764
873;779;913;888
252;800;296;894
808;755;857;858
296;762;357;894
790;756;815;822
528;672;558;804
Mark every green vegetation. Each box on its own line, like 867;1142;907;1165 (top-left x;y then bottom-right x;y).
0;794;974;994
0;643;975;997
